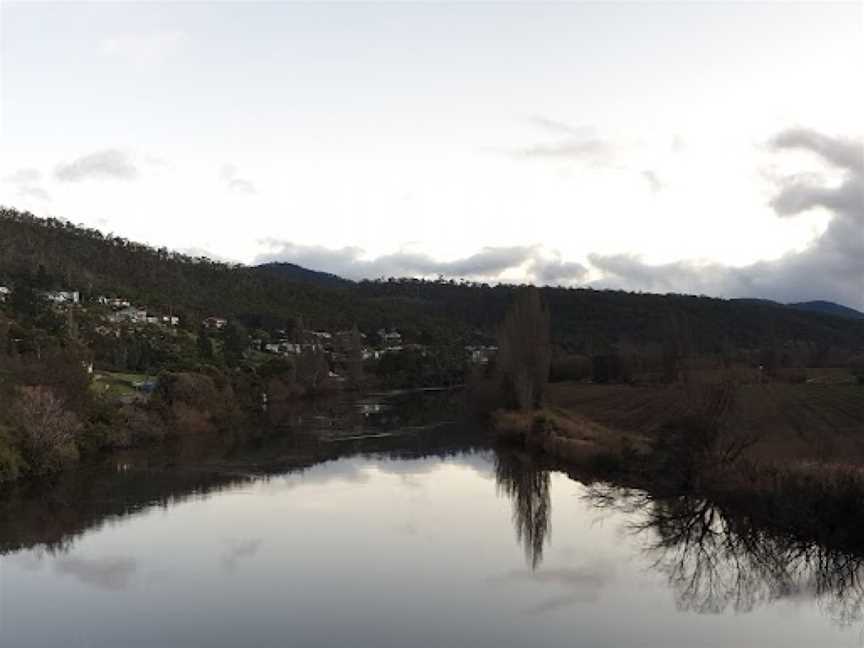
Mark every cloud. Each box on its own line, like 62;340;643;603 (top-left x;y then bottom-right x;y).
526;116;596;139
54;555;137;591
220;164;256;194
5;168;41;184
101;31;187;66
255;242;588;285
642;170;662;193
588;128;864;309
55;149;138;182
221;539;262;572
515;139;612;164
494;561;616;615
4;168;50;200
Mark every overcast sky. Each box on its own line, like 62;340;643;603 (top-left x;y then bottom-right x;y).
1;1;861;307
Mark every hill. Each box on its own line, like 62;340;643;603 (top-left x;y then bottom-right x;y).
2;207;863;355
253;262;351;288
788;301;864;321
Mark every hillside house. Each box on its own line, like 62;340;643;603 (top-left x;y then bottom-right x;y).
98;296;131;309
46;290;80;305
109;307;148;324
203;317;228;330
466;345;498;365
0;286;10;302
378;329;402;349
264;341;302;355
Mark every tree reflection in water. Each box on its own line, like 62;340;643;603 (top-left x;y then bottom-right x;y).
585;485;864;630
494;450;551;570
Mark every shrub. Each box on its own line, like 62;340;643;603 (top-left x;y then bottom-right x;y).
0;427;25;483
10;387;81;476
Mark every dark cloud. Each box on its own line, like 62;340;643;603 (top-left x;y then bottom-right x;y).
255;242;588;286
770;128;861;171
55;149;138;182
54;555;137;591
4;168;50;200
220;164;256;194
589;128;864;309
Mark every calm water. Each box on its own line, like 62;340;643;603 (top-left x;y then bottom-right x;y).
1;393;862;647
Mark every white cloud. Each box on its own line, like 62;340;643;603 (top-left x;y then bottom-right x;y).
220;164;256;195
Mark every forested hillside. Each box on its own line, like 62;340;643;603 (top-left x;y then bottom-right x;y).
2;207;863;355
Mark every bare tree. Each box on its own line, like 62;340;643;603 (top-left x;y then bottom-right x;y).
11;386;81;475
497;287;551;411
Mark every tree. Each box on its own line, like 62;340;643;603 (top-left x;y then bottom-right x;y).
222;322;247;367
497;287;551;411
11;386;81;475
347;324;364;388
196;324;213;361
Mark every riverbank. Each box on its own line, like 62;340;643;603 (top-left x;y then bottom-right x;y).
492;380;864;552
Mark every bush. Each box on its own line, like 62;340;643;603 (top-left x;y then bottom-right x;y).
0;427;25;483
10;387;81;476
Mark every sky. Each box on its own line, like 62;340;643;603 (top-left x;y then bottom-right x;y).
0;1;861;308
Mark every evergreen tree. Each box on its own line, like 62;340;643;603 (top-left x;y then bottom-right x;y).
197;324;213;361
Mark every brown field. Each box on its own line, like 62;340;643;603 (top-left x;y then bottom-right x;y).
545;380;864;465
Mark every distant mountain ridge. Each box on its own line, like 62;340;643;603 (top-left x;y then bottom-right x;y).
253;262;350;288
788;301;864;320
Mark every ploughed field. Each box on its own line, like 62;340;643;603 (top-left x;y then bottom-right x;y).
545;380;864;465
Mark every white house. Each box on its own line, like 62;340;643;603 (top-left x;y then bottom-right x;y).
0;286;10;302
98;296;131;309
46;290;80;305
203;317;228;329
264;341;302;355
109;307;148;324
378;329;402;349
466;345;498;365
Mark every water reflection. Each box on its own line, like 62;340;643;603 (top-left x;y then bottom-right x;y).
494;451;551;569
3;391;864;644
0;390;484;557
585;485;864;630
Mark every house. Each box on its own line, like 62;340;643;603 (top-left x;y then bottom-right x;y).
466;345;498;365
378;329;402;349
264;341;302;355
98;296;131;309
0;286;10;302
109;307;148;324
45;290;80;305
361;348;380;361
161;315;180;326
145;316;160;325
203;317;228;330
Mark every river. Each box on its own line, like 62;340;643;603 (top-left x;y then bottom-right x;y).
0;391;861;647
